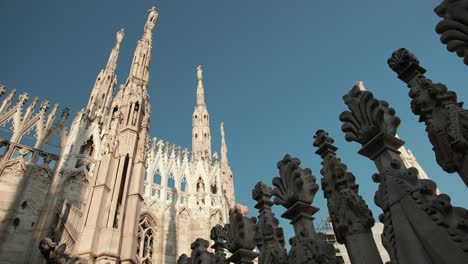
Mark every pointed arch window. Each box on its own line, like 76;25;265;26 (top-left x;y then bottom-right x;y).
79;136;94;156
137;217;155;264
167;173;175;189
153;170;162;185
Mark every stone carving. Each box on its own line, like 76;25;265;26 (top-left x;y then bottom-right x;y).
272;155;337;264
252;182;287;264
190;238;213;264
434;0;468;65
177;254;191;264
39;237;84;264
0;157;27;183
340;85;468;263
210;224;228;264
224;206;258;264
339;85;400;145
388;48;468;186
313;129;382;264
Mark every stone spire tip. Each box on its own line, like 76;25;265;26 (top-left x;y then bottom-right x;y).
116;28;124;44
357;80;366;91
197;65;203;80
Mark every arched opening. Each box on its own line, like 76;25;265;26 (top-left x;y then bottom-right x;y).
113;154;129;228
167;175;175;189
79;137;94;156
181;175;188;192
132;101;140;125
76;136;94;170
153;171;162;185
137;216;156;264
111;106;120;127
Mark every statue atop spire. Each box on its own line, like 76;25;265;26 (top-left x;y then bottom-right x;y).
86;28;123;119
116;28;124;44
105;28;124;71
196;65;205;106
192;64;211;161
197;65;203;80
143;7;158;40
126;6;158;84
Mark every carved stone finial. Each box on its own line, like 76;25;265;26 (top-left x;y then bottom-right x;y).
434;0;468;65
272;154;319;208
211;225;228;264
40;100;50;111
272;155;337;264
211;224;226;244
312;129;335;149
339;83;468;262
314;129;382;263
224;210;257;253
190;238;213;264
252;182;272;202
252;182;287;264
18;93;29;105
183;148;189;160
156;140;164;153
177;254;191;264
387;48;426;82
61;107;71;120
388;48;468;185
224;210;258;264
339;85;401;146
144;6;158;34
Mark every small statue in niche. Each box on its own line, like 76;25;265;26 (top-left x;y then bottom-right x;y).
211;184;217;194
197;177;205;193
132;102;139;126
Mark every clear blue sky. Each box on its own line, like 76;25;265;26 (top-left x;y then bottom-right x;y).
1;0;467;237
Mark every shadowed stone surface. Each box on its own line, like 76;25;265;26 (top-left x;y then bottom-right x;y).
252;182;287;264
314;129;382;264
340;85;468;264
434;0;468;65
273;155;337;264
225;206;258;264
39;237;84;264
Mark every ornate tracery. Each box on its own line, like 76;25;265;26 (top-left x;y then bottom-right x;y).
136;216;156;264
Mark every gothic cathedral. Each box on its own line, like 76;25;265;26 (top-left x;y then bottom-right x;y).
0;6;235;264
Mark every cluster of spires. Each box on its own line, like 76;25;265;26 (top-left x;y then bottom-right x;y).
0;85;70;150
